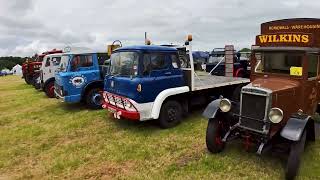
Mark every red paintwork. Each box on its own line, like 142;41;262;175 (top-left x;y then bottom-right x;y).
102;103;140;121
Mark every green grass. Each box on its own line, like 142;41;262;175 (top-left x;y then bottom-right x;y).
0;75;319;179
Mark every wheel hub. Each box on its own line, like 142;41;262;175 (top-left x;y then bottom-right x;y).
92;93;102;105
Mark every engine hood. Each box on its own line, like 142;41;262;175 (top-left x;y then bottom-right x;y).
250;77;300;93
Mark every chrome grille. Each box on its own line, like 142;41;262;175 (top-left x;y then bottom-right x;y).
239;87;271;134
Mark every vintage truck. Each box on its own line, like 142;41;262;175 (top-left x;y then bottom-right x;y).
102;35;250;128
203;18;320;179
205;48;250;78
54;50;110;109
22;49;62;85
35;53;63;98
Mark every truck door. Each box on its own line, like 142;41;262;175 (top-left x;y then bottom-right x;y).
42;56;51;82
51;56;61;76
305;53;320;114
140;53;183;102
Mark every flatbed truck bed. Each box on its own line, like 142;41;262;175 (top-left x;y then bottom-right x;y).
193;73;250;91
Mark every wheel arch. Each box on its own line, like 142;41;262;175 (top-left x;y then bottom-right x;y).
81;80;104;99
151;86;189;119
44;77;55;88
202;99;222;119
281;115;315;141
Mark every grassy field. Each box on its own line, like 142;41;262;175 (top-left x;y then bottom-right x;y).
0;75;320;179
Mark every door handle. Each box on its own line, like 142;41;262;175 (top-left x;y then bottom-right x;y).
164;72;172;76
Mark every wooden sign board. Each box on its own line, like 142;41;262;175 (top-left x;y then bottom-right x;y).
257;18;320;47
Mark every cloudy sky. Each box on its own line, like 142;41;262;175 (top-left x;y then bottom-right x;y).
0;0;319;57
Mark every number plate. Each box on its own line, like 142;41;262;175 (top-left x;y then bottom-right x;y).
108;107;116;113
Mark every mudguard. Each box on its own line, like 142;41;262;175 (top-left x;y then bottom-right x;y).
202;99;221;119
280;115;311;141
44;77;55;88
151;86;189;119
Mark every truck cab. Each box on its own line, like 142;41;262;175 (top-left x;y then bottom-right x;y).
36;53;63;97
54;51;109;109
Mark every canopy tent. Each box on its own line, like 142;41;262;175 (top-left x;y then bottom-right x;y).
11;64;22;75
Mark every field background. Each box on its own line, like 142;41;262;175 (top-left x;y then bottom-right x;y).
0;75;319;179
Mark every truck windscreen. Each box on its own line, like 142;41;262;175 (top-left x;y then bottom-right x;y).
254;51;303;76
110;52;139;77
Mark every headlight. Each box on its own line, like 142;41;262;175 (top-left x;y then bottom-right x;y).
268;108;283;123
219;98;231;112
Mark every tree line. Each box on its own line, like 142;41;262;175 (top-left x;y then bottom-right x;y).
0;56;27;70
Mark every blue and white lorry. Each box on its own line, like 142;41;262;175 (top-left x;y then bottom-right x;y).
54;50;110;109
102;35;250;128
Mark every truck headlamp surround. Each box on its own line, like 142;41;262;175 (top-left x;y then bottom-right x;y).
219;98;231;112
268;108;283;123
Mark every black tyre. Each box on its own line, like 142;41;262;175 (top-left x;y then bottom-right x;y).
25;75;32;84
85;88;103;109
158;100;182;129
206;118;226;153
285;130;306;180
44;81;55;98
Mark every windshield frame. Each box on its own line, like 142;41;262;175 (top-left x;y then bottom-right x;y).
109;50;140;78
252;50;306;79
59;55;70;72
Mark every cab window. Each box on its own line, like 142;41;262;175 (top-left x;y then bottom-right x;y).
254;52;303;76
308;54;319;79
52;57;61;66
97;53;109;65
143;53;169;75
45;57;51;67
171;54;180;68
71;55;93;71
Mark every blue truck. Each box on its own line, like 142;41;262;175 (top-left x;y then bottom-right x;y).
102;36;250;128
54;50;110;109
205;48;250;78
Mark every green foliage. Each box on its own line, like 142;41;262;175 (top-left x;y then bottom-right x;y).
0;56;26;70
239;48;251;52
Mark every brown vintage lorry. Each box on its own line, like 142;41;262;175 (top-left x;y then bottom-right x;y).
203;18;320;179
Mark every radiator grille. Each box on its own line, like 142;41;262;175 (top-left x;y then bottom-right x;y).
240;93;267;132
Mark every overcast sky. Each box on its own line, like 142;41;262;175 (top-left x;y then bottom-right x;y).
0;0;319;57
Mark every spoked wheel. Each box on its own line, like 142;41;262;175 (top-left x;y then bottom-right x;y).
206;118;228;153
86;88;103;109
285;130;306;180
45;81;55;98
158;100;182;129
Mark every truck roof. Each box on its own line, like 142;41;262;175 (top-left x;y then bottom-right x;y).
115;45;177;52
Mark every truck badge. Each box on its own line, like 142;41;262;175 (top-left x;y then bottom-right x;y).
69;75;86;88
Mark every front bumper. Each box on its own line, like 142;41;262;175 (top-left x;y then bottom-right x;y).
102;103;140;121
54;89;82;103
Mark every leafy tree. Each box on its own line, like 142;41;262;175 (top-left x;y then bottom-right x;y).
239;48;251;52
0;56;27;70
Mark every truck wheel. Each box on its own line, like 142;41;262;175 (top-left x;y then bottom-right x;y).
158;100;182;129
206;118;226;153
25;75;32;84
285;130;306;180
44;81;55;98
85;88;103;109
